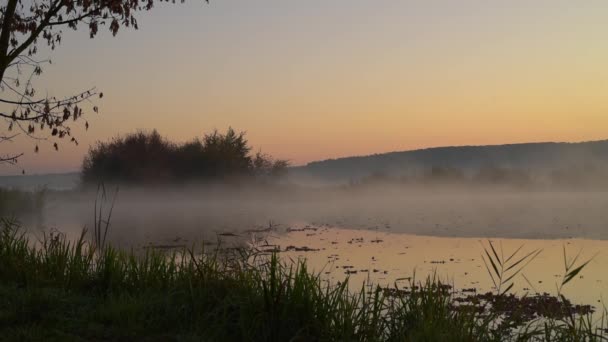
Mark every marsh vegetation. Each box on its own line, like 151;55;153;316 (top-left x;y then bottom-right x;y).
1;216;607;341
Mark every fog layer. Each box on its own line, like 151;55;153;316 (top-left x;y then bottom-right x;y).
28;184;608;246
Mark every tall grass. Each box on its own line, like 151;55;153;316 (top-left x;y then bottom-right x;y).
0;218;606;341
480;240;606;341
480;240;542;296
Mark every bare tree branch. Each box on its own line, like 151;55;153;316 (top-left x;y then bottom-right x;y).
0;153;23;164
0;132;22;164
0;0;208;166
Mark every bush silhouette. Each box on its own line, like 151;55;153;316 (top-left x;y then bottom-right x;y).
82;128;288;184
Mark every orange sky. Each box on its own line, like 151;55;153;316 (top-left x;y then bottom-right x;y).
2;1;608;175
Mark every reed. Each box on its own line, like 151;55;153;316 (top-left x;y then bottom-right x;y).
0;218;605;341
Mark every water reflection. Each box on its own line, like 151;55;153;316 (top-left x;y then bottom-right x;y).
268;225;608;306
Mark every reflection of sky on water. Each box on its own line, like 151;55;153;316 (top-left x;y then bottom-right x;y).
270;226;608;307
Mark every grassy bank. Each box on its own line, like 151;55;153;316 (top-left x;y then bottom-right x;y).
0;218;606;341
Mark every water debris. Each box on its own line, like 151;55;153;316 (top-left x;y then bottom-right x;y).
218;232;239;237
440;284;453;291
383;288;411;296
245;227;273;233
285;245;320;252
395;277;412;281
245;221;279;233
286;227;318;232
454;292;595;322
144;244;186;250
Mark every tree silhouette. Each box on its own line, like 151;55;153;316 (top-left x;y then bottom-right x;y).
0;0;207;165
81;128;289;184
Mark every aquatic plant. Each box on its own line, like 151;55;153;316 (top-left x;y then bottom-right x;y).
480;240;542;296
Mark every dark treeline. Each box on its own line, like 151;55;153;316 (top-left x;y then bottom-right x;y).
81;128;288;184
349;165;608;189
296;139;608;184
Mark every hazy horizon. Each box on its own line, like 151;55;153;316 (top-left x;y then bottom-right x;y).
1;136;606;177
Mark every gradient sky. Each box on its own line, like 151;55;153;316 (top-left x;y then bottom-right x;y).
2;0;608;175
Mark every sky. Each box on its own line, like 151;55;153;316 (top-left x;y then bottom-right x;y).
2;0;608;175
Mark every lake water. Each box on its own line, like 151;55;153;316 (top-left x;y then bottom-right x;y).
266;224;608;307
23;188;608;307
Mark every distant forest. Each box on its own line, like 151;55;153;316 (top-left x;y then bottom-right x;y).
342;164;608;189
3;139;607;190
292;140;608;188
82;128;288;184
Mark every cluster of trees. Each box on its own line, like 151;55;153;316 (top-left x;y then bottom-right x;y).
350;164;608;189
356;166;532;186
81;128;288;184
419;166;532;185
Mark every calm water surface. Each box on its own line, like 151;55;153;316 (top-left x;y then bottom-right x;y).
268;225;608;306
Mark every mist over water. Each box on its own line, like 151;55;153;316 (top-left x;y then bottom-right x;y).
29;184;608;246
2;177;605;307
